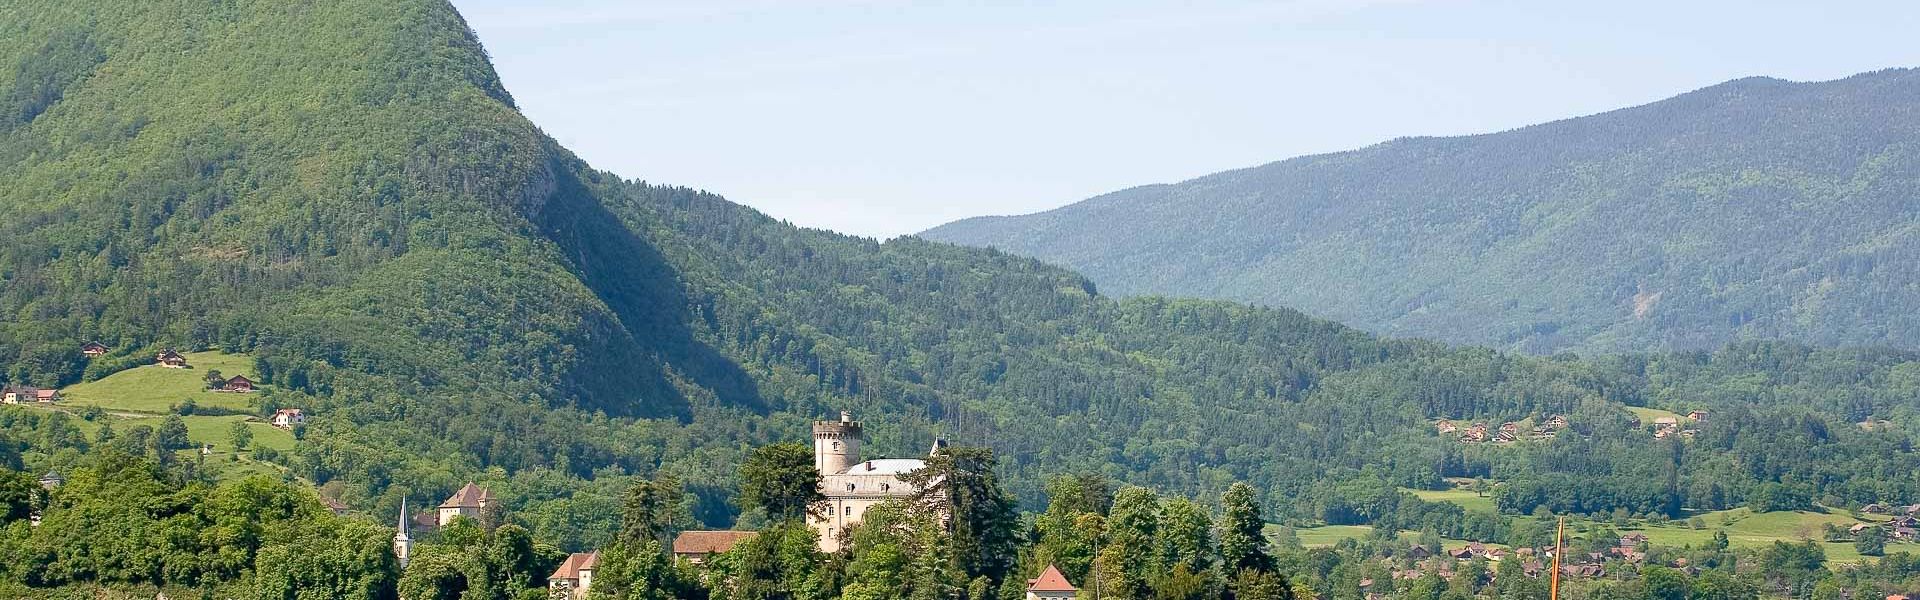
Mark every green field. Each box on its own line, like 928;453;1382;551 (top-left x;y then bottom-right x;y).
1408;487;1499;514
1287;506;1916;564
62;351;264;413
1621;508;1918;564
1624;406;1686;426
119;414;296;452
1284;524;1490;551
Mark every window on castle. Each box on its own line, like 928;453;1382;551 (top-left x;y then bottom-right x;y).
846;483;856;491
827;505;835;515
879;483;890;492
832;441;841;450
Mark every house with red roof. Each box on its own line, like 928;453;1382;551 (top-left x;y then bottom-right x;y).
1026;565;1078;600
438;482;496;526
548;551;600;599
672;531;758;564
271;408;305;429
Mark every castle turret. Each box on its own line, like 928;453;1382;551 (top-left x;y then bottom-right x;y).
813;411;864;475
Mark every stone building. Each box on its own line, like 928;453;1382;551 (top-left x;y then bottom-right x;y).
438;482;495;526
808;412;939;553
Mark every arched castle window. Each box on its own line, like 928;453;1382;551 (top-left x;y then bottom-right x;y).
879;483;890;492
832;441;842;450
846;483;856;491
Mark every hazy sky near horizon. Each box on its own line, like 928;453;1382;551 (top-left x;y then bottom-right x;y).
452;0;1920;238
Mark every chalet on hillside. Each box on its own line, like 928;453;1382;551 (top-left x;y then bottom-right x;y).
438;482;496;525
1436;420;1458;434
81;342;109;357
1545;415;1569;429
271;408;305;429
1;386;35;405
322;496;351;515
1863;503;1888;514
156;349;189;368
548;551;600;600
1653;416;1679;428
35;389;58;403
1025;565;1079;600
222;375;256;393
1499;422;1521;435
672;531;757;564
1686;410;1708;423
38;471;63;490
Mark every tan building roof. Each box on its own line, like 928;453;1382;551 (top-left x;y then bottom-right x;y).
549;551;600;581
673;531;758;555
1027;565;1077;592
440;482;495;509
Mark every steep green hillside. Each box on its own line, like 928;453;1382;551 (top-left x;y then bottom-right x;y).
922;71;1920;354
0;0;673;417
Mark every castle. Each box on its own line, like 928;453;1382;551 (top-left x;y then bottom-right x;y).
808;412;939;552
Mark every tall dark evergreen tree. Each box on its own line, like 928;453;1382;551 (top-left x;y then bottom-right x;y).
740;443;826;523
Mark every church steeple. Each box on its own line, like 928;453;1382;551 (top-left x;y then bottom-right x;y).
393;498;413;569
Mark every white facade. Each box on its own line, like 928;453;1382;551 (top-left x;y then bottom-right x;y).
808;412;930;553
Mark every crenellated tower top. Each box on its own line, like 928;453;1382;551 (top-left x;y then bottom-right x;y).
812;411;864;474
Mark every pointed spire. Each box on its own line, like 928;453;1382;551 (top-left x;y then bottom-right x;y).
928;437;948;456
395;498;410;538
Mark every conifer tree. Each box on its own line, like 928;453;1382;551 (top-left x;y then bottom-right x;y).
1218;483;1273;575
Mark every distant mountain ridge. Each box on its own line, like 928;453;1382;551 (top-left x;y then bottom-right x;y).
922;70;1920;353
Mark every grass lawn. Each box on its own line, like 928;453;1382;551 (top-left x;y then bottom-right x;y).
1624;406;1686;426
1283;524;1492;551
1408;487;1499;514
1289;506;1913;565
62;351;264;414
119;414;295;452
1618;507;1917;564
111;414;296;481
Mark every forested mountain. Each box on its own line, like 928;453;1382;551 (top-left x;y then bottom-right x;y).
4;4;1920;597
921;71;1920;354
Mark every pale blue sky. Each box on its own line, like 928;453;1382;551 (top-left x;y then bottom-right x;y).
452;0;1920;238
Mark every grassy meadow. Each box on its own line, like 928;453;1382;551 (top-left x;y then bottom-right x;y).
62;351;264;413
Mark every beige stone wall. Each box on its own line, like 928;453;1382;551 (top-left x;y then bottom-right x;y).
811;472;918;552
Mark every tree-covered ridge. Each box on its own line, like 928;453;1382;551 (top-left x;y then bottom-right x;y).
2;3;1920;593
921;70;1920;355
0;0;674;415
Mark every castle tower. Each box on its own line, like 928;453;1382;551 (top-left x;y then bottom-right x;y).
812;411;863;475
393;498;413;569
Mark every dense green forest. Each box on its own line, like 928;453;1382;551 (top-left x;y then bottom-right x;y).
3;0;1920;597
921;69;1920;355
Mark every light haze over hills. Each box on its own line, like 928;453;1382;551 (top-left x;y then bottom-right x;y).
923;70;1920;353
